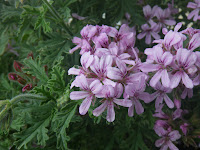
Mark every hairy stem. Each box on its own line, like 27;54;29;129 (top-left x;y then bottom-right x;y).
0;94;46;121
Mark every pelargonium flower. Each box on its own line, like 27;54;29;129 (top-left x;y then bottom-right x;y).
137;20;160;44
155;7;176;29
187;0;200;21
93;84;132;122
70;75;103;115
170;48;197;89
124;76;151;117
151;82;174;109
140;46;173;88
153;23;185;51
180;123;189;135
143;5;158;20
155;129;181;150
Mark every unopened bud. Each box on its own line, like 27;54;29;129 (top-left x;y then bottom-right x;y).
22;84;33;92
17;77;27;85
8;73;18;81
13;60;23;72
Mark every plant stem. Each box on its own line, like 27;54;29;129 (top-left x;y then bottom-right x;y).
42;0;73;37
10;94;47;104
0;94;46;121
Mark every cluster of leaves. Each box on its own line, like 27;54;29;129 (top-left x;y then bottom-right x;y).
0;0;200;149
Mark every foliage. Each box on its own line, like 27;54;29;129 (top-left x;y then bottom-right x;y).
0;0;200;150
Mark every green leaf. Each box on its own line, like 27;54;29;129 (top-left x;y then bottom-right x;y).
23;57;49;84
37;34;71;67
14;115;51;149
13;101;55;149
52;101;78;150
47;57;65;96
0;32;9;56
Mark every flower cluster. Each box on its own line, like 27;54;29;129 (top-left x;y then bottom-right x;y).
153;99;189;150
68;24;152;122
69;23;200;149
138;2;178;44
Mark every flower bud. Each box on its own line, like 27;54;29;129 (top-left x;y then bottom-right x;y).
13;60;23;72
8;73;18;81
174;99;181;109
180;123;189;135
17;77;27;85
22;84;33;92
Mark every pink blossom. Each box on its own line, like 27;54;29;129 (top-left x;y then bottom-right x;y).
180;123;189;135
155;7;176;29
68;52;94;76
93;84;132;122
143;5;158;20
125;77;151;117
70;75;103;115
153;23;184;51
117;24;136;50
170;48;197;89
187;0;200;21
155;130;181;150
140;46;173;88
137;20;160;44
151;82;174;109
181;88;193;99
188;33;200;51
168;0;179;15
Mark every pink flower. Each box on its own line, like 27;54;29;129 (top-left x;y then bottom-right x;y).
181;88;193;99
93;84;132;122
151;82;174;109
155;130;181;150
90;55;116;86
69;37;92;54
143;5;158;20
137;20;160;44
168;0;179;15
155;7;176;28
188;33;200;51
68;52;94;76
125;77;151;117
170;48;197;89
153;23;184;51
180;123;189;135
140;46;173;88
117;24;136;50
70;75;103;115
187;0;200;21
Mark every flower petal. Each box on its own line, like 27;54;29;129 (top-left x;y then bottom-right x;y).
106;101;115;122
164;94;174;108
128;105;134;117
93;101;108;116
161;69;170;88
170;71;182;89
182;72;193;88
150;70;162;87
79;96;93;115
134;100;144;115
70;91;90;100
113;99;132;107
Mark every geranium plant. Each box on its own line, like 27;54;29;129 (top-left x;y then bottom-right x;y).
0;0;200;150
